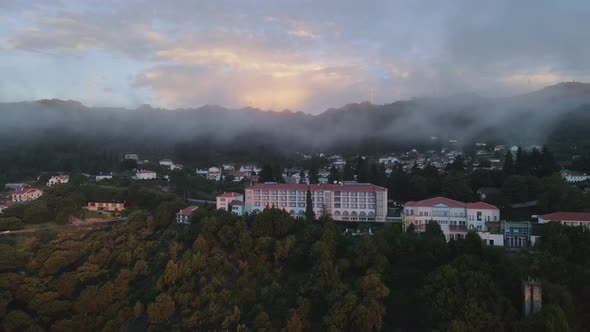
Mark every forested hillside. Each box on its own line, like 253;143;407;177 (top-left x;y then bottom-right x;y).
0;207;588;331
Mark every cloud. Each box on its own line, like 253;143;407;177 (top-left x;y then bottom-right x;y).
134;61;366;111
2;0;590;112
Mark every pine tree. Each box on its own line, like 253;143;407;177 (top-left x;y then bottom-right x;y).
308;167;319;184
540;146;559;177
328;165;340;184
342;161;355;181
259;164;274;183
305;189;315;221
502;151;514;174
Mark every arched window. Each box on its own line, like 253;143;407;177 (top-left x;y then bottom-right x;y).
289;210;296;215
334;211;341;216
342;211;349;216
351;211;358;217
298;210;305;215
359;211;366;217
368;211;375;217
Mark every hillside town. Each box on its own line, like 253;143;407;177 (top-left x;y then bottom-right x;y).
2;144;589;253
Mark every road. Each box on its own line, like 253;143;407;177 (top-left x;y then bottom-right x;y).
0;217;127;236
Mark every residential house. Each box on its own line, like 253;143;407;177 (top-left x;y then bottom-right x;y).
12;188;43;202
170;163;183;171
85;201;125;212
135;170;157;180
0;203;12;214
47;175;69;187
216;192;244;213
176;205;198;224
239;165;254;173
561;171;590;183
95;173;113;181
124;154;139;160
207;167;222;181
223;164;236;171
228;171;249;182
159;159;174;167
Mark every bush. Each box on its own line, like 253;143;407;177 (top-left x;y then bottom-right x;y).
0;217;24;231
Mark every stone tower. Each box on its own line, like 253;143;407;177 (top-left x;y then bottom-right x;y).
522;277;542;318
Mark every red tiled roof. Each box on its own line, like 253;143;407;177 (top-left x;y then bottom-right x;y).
247;183;387;192
177;205;198;216
465;202;499;210
404;196;498;210
217;192;243;198
538;212;590;222
160;159;173;162
404;196;466;208
13;188;42;195
229;171;249;177
230;200;244;206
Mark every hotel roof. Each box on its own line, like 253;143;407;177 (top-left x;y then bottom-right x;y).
538;212;590;222
405;196;498;210
217;192;243;198
247;182;387;192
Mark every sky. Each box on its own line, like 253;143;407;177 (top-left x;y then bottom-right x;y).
1;0;590;113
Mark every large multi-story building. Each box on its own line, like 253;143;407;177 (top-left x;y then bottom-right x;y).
402;196;501;241
244;182;388;222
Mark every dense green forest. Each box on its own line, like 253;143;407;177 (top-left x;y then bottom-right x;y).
0;207;588;331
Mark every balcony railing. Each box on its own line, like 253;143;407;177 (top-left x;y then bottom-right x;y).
449;225;467;232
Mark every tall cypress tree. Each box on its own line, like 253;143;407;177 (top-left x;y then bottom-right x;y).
503;151;514;175
343;161;355;181
328;165;341;183
305;189;315;221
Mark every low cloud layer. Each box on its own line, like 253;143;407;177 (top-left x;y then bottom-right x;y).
1;0;590;112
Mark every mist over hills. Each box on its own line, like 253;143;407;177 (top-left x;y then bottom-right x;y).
1;82;590;158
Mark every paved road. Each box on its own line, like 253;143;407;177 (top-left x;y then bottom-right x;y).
0;217;127;236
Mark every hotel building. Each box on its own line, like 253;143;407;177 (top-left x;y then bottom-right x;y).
244;182;388;222
403;196;501;242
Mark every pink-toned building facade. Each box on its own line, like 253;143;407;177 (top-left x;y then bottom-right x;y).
85;202;125;212
216;192;244;212
403;196;501;241
11;188;43;202
244;182;388;222
176;205;198;224
537;212;590;228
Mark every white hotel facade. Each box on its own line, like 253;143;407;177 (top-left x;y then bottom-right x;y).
403;196;502;244
245;182;388;222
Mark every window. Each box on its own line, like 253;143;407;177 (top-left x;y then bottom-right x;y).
477;211;482;221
